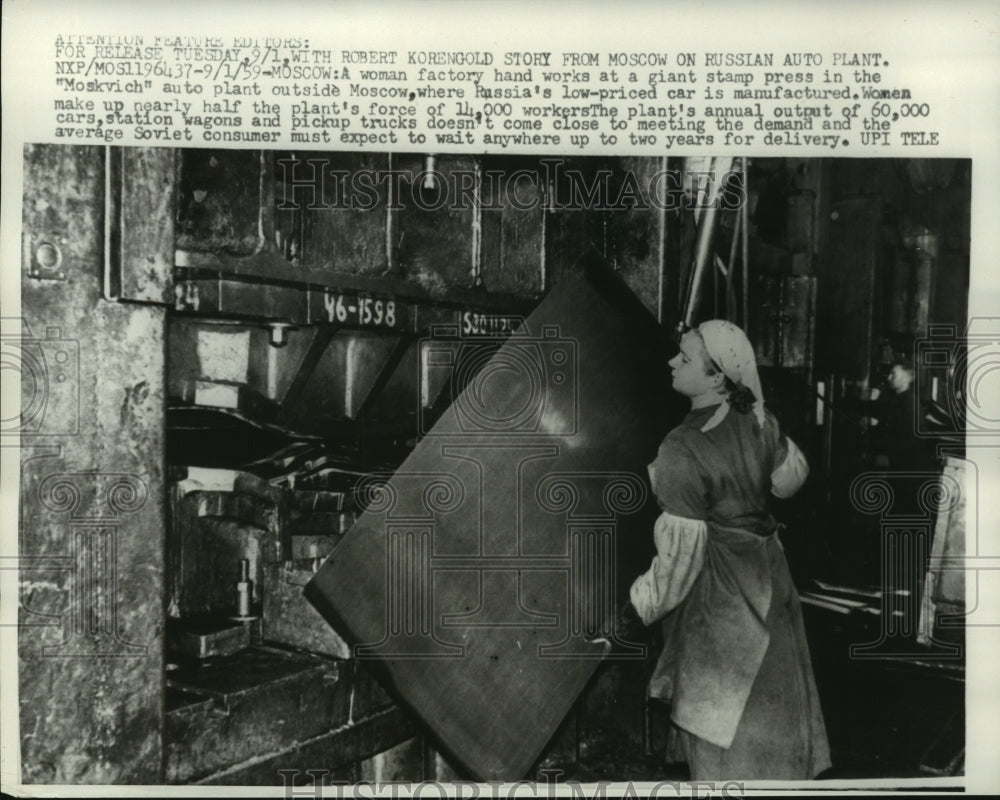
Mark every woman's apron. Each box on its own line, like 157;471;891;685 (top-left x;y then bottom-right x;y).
649;524;831;780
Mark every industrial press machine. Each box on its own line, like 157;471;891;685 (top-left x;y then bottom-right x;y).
15;147;969;783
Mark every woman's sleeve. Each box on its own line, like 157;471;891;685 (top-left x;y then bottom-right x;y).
770;433;809;498
630;438;709;625
629;511;707;624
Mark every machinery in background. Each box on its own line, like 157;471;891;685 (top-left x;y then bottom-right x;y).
17;146;970;783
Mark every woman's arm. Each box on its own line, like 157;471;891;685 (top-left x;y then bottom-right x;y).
629;510;707;625
771;435;809;498
630;436;710;625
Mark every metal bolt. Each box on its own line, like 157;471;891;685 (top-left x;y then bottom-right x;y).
35;242;62;272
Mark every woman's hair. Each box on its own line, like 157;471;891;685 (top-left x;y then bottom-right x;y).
695;329;757;414
722;376;757;414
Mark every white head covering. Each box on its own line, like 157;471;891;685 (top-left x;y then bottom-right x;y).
696;319;765;433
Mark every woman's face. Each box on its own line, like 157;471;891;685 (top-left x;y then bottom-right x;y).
668;331;722;399
888;364;914;394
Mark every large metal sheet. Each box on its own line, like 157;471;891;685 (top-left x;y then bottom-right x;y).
306;264;672;780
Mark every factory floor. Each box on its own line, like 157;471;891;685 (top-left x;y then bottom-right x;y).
802;604;965;780
526;604;964;784
535;726;688;783
529;658;688;783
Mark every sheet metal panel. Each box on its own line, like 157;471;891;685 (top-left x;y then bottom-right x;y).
306;266;671;779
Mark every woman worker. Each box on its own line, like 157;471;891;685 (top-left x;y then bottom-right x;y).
628;320;831;780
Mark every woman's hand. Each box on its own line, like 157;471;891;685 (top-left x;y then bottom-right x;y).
614;601;647;645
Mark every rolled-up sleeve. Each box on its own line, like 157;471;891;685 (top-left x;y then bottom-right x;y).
630;511;707;624
770;435;809;498
632;437;710;624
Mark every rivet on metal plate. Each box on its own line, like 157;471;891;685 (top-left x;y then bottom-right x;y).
35;241;62;272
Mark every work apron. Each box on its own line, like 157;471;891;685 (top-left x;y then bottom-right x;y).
649;525;831;780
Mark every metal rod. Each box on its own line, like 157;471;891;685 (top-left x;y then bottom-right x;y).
258;150;276;254
681;156;734;331
741;157;750;330
471;158;483;288
824;373;835;504
236;558;253;617
656;155;668;324
386;152;397;272
728;192;742;323
681;194;716;328
712;234;719;318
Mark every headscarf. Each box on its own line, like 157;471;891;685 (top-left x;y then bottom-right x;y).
696;319;765;433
